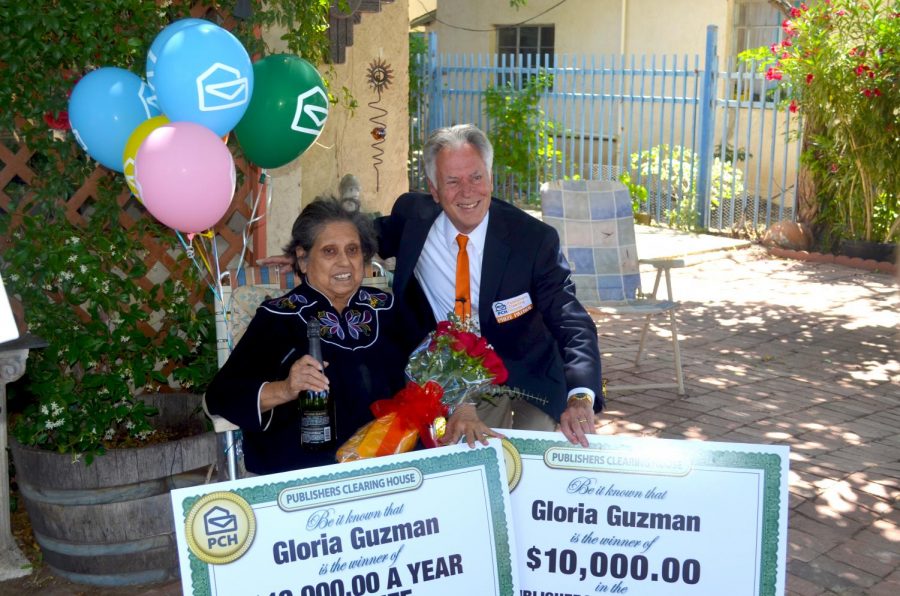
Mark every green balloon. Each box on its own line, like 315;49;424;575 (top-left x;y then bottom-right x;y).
234;54;329;168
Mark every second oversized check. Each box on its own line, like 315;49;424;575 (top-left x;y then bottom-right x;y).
503;430;789;596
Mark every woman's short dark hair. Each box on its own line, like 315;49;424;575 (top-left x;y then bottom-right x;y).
283;196;378;275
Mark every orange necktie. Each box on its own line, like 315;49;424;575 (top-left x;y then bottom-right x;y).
454;234;471;320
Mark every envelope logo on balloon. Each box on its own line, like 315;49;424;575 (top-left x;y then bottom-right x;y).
72;128;88;153
138;82;159;118
196;63;249;112
123;157;137;192
291;87;329;136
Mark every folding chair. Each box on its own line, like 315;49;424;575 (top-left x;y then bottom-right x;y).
540;180;685;395
204;263;392;480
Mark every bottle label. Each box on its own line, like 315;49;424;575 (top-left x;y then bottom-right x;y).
301;410;332;445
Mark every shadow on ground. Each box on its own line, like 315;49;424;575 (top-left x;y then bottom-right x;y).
598;249;899;595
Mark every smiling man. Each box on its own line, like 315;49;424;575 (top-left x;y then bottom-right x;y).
376;124;603;447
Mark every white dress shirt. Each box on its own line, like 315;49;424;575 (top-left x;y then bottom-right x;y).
414;211;489;324
413;210;595;406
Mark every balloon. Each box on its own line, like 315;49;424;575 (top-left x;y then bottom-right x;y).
134;122;236;233
234;54;330;168
146;18;208;91
153;22;253;136
122;115;170;199
68;67;160;172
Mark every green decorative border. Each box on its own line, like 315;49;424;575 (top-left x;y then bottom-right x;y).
179;448;514;596
509;438;784;596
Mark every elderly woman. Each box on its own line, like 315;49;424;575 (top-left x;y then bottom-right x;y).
206;196;405;475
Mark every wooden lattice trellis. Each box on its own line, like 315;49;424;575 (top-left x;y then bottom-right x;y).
0;5;265;313
1;139;262;292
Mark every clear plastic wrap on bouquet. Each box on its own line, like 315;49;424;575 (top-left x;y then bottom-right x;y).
405;319;508;412
335;319;508;463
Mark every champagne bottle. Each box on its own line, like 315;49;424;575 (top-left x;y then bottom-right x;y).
299;319;335;449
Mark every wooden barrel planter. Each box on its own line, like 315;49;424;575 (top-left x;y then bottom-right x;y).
9;393;218;586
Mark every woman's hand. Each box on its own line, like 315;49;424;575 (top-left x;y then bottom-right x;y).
439;403;506;448
260;355;329;412
287;354;330;394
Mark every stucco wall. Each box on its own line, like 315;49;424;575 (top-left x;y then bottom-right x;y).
262;0;410;256
626;0;727;59
409;0;436;22
431;0;730;59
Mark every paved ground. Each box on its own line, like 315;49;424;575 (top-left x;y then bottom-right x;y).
599;241;899;596
3;230;898;595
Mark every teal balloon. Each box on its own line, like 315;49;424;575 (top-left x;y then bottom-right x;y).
234;54;329;168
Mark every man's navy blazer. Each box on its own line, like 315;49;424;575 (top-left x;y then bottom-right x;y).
376;192;603;419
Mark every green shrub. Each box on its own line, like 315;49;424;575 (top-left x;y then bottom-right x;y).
628;144;745;231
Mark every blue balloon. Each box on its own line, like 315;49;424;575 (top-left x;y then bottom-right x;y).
153;22;254;137
68;67;161;172
146;18;208;91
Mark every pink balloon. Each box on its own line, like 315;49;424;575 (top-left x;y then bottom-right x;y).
133;122;235;233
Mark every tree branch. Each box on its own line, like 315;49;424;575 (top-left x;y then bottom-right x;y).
769;0;793;16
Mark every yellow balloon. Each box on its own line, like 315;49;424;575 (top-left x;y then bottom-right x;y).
122;115;169;200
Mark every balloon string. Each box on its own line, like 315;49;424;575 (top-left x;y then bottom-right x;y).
233;168;269;284
194;234;214;280
210;232;236;353
175;230;221;302
224;169;271;353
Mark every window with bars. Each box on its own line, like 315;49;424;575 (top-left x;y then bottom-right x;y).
732;0;784;58
496;24;555;86
731;0;786;102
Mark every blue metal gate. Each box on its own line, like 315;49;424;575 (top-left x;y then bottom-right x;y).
410;26;802;233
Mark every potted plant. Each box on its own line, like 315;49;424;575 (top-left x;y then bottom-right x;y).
0;163;223;584
758;0;899;257
0;0;340;585
484;71;562;204
1;179;217;459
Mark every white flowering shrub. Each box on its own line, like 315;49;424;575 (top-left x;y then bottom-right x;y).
1;175;216;462
629;144;745;231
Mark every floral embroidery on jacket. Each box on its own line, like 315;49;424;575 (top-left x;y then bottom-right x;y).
318;311;345;340
359;288;389;308
344;309;373;339
270;293;308;311
261;282;391;350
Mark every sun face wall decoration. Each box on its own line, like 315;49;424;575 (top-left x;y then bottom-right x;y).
366;57;393;191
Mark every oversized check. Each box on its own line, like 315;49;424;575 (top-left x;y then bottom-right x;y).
501;430;789;596
171;441;518;596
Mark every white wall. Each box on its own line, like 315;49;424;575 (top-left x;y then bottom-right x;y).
430;0;730;59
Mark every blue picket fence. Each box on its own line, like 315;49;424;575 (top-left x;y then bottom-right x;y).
410;26;802;233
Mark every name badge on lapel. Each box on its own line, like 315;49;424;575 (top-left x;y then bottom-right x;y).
492;292;533;323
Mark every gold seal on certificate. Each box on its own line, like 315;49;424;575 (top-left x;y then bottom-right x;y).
501;438;523;492
184;491;257;565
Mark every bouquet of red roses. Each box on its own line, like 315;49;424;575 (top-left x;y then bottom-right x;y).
406;319;508;408
336;318;507;462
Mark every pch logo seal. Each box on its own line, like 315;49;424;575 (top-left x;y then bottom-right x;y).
185;491;256;564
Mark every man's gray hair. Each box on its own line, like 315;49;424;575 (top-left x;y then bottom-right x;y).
423;124;494;187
